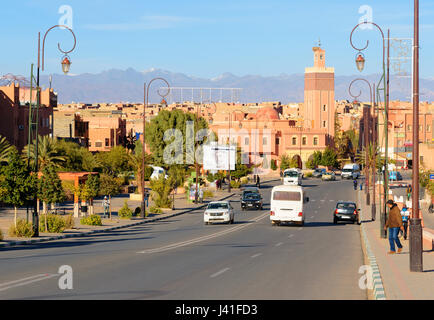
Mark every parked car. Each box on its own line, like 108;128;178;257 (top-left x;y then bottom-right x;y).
241;192;263;211
312;168;326;178
322;172;336;181
389;171;403;181
150;166;168;180
204;201;235;225
333;201;360;224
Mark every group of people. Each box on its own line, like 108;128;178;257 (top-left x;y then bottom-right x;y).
385;200;411;254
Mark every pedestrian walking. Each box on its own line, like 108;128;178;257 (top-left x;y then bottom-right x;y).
384;200;404;254
353;179;358;190
406;184;412;201
399;205;410;240
256;175;261;188
102;196;110;218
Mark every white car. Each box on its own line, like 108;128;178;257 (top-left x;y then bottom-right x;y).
270;185;309;226
204;201;234;225
283;169;302;186
150;166;168;180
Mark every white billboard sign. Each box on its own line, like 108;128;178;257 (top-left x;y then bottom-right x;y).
203;144;236;171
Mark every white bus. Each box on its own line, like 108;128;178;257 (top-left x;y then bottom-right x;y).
270;185;309;226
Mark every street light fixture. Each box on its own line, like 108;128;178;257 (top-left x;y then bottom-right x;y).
355;52;366;72
141;78;170;218
29;25;77;237
350;21;390;239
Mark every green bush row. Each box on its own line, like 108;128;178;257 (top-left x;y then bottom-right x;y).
9;219;34;238
80;214;102;226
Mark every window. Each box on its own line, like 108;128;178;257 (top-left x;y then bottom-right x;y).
302;137;307;146
95;141;102;148
105;138;110;147
292;137;297;145
245;137;249;145
323;121;327;128
313;137;319;146
323;105;327;112
408;125;412;131
263;137;267;145
427;125;431;132
276;138;280;145
273;191;301;201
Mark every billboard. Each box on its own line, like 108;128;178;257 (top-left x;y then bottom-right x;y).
203;144;236;171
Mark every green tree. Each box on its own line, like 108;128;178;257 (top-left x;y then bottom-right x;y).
96;146;132;177
81;175;100;215
279;155;291;171
321;147;339;168
0;149;37;227
0;135;14;164
55;140;100;172
150;175;175;208
23;135;66;170
38;163;66;231
145;109;209;166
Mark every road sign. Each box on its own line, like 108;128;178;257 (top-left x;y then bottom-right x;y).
430;174;434;180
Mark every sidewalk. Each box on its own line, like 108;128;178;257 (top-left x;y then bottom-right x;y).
0;187;235;248
357;189;434;300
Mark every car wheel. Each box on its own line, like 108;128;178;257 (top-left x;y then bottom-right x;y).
333;217;338;224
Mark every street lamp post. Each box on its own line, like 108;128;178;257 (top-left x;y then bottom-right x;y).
30;25;76;237
141;78;170;218
348;78;373;209
410;0;423;272
350;21;390;239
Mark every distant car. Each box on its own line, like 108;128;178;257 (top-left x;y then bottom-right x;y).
204;201;234;225
322;172;336;181
283;169;302;186
241;192;263;211
333;201;360;224
312;168;326;178
341;163;360;180
389;171;403;181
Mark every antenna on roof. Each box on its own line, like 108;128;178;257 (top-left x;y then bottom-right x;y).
318;38;321;47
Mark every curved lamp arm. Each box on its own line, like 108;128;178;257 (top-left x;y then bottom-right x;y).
42;25;77;71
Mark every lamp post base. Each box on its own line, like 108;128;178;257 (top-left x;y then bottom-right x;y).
409;218;423;272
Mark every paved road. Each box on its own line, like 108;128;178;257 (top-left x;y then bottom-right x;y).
0;179;367;300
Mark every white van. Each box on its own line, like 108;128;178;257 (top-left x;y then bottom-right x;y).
150;166;168;180
341;163;360;179
270;185;309;226
283;169;302;186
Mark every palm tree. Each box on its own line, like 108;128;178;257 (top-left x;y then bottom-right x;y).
0;135;14;163
23;135;66;170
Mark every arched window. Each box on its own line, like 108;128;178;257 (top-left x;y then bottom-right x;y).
292;137;297;145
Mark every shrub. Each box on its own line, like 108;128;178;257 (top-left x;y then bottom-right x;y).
64;214;75;229
203;190;214;199
39;214;67;233
80;214;102;226
118;200;133;219
9;219;34;238
271;159;277;171
149;206;163;214
304;172;313;178
240;177;249;185
230;180;241;189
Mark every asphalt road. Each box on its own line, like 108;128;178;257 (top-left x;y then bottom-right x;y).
0;178;367;300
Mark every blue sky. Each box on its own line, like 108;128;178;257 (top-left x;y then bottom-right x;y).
1;0;433;79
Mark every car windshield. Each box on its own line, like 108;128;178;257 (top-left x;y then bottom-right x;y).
207;203;229;210
342;169;353;172
244;193;260;200
284;171;298;177
337;203;356;210
273;191;301;201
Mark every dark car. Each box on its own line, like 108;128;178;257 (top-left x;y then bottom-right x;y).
241;187;260;199
241;192;263;211
333;201;360;224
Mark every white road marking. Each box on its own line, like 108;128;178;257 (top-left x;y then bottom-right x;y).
275;242;283;247
288;234;294;238
210;268;230;278
0;273;59;292
251;253;262;258
137;212;269;254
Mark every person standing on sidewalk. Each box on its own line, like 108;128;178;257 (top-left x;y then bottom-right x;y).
399;205;410;240
406;184;412;201
384;200;404;254
353;179;358;190
102;196;110;218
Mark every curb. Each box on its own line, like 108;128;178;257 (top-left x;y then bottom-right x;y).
358;191;387;300
0;193;235;249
